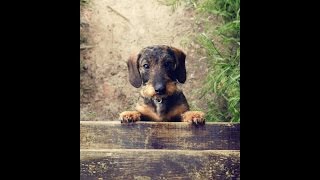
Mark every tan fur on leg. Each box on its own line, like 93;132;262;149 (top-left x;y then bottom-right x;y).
119;111;141;123
136;105;161;121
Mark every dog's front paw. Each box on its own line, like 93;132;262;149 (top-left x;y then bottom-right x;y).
119;111;141;123
182;111;205;125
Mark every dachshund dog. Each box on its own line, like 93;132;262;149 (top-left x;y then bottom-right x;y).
119;45;205;125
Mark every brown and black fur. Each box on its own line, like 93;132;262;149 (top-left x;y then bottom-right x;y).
119;45;205;124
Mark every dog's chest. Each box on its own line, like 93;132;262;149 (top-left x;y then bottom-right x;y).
155;102;165;115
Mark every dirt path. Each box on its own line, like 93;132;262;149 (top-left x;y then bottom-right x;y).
80;0;209;121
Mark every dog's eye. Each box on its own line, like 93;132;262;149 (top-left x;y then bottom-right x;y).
143;64;150;69
164;62;174;69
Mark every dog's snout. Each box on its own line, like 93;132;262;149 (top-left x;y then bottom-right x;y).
154;83;166;95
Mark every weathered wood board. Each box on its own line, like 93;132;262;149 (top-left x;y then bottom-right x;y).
80;149;240;180
80;121;240;150
80;121;240;179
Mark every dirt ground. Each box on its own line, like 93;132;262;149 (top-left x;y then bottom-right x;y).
80;0;209;121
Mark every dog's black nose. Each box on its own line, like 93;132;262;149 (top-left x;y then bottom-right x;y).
154;84;166;95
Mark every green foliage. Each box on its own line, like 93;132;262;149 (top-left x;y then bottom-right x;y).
197;0;240;122
168;0;240;122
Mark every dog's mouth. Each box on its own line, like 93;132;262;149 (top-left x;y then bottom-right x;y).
141;82;177;99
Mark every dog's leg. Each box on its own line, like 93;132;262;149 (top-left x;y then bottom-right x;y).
119;111;141;123
181;111;205;125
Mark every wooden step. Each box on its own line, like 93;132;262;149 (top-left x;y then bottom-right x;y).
80;121;240;179
80;121;240;150
80;149;240;179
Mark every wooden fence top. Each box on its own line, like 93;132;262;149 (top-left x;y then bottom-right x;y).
80;121;240;150
80;121;240;179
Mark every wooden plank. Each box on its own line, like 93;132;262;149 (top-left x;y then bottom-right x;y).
80;149;240;180
80;121;240;150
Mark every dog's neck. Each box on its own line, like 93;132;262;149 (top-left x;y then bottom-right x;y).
142;93;178;116
154;99;164;115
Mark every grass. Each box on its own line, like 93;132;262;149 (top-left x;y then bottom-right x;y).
198;0;240;122
167;0;240;122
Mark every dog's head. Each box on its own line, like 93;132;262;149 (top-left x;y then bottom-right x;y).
127;45;186;99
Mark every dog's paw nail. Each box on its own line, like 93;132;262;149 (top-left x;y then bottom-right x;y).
192;117;205;125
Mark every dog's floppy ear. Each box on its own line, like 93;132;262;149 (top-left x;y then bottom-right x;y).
127;53;142;88
171;47;186;83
